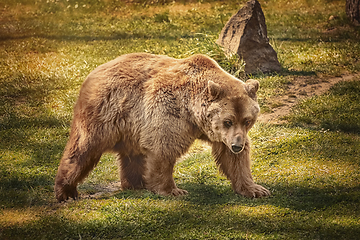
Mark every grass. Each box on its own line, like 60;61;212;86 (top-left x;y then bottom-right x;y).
1;0;360;239
286;79;360;133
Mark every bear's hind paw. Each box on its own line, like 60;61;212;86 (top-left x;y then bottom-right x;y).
238;184;271;198
171;187;188;196
55;184;79;202
151;186;188;196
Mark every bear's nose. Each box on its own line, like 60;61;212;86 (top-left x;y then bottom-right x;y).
231;144;244;153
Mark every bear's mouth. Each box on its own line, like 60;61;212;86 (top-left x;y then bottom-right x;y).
230;144;244;154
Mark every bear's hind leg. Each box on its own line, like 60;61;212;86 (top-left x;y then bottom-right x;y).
117;153;146;190
55;135;104;202
144;154;188;196
212;140;270;198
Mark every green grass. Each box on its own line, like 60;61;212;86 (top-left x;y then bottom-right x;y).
1;0;360;239
286;79;360;133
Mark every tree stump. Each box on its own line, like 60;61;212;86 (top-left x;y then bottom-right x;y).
346;0;360;26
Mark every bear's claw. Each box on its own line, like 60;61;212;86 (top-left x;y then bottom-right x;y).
55;184;78;202
171;188;188;196
238;184;271;198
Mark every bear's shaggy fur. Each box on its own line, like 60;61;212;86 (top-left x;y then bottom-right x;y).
55;53;270;202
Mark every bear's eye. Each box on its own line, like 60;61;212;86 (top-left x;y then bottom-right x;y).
223;120;233;128
245;120;252;127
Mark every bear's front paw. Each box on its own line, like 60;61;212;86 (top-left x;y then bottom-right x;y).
237;184;271;198
55;184;79;202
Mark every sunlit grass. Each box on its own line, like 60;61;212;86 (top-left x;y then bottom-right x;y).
286;79;360;133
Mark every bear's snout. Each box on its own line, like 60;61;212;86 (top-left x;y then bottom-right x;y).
229;134;245;154
231;144;244;154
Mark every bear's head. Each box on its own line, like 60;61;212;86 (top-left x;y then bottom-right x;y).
205;79;260;154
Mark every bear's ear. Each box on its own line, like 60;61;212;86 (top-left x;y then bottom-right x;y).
245;79;259;100
208;80;224;100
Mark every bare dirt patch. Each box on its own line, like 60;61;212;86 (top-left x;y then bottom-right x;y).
82;182;123;200
257;73;360;124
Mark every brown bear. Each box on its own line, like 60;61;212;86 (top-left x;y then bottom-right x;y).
55;53;270;202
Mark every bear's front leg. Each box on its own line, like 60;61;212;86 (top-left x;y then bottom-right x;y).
143;153;188;196
211;141;270;198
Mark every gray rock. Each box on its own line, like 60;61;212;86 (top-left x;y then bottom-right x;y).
216;0;281;74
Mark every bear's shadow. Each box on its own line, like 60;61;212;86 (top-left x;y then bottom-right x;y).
79;181;359;213
81;181;269;206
